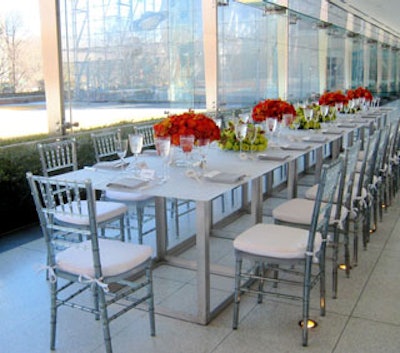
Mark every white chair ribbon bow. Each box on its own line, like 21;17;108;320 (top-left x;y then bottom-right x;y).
79;274;109;293
36;264;57;283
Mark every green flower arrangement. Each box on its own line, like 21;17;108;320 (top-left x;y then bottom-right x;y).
293;105;336;129
218;122;268;152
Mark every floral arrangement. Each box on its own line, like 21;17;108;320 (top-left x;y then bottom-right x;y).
153;110;220;146
347;87;373;101
318;90;348;106
218;122;267;152
252;99;296;123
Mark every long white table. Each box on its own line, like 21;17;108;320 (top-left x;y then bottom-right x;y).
54;111;387;324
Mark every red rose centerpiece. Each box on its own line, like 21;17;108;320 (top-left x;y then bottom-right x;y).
346;87;373;102
252;99;296;123
319;90;348;106
153;110;220;146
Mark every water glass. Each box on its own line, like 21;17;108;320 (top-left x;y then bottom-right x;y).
155;136;171;180
115;138;128;163
180;135;195;166
128;133;143;168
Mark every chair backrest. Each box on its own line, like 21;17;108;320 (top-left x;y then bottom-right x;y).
134;124;155;148
91;129;120;162
308;157;344;251
26;172;102;276
338;140;361;211
358;130;381;193
38;138;78;177
388;118;400;161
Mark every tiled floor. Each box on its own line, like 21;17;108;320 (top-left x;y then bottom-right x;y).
1;179;400;353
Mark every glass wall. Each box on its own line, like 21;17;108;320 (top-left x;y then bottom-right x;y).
287;12;320;102
217;2;279;108
60;0;205;108
3;0;400;139
351;37;364;89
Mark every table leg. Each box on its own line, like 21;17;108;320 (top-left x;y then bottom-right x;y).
154;196;167;260
314;146;323;183
196;200;212;324
287;159;297;199
251;177;263;224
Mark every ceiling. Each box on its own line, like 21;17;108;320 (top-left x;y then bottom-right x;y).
327;1;400;38
235;1;400;40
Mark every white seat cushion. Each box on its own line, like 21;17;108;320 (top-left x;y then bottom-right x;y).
55;201;128;225
305;184;340;203
233;223;321;259
272;198;341;225
306;173;361;203
56;238;152;278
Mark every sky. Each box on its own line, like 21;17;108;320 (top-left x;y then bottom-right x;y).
0;0;41;35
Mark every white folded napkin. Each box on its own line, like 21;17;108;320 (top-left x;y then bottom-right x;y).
322;128;344;135
203;170;246;184
94;160;129;169
106;178;148;190
302;135;328;143
258;152;290;161
280;143;310;151
337;123;356;128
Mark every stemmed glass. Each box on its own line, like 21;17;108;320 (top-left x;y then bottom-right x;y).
197;138;210;169
292;119;301;130
155;136;171;181
235;122;248;154
320;105;329;119
128;133;143;172
303;108;314;122
114;138;128;165
335;102;343;113
266;117;277;143
180;135;195;167
246;124;258;157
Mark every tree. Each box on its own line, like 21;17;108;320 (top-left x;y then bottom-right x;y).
0;12;43;94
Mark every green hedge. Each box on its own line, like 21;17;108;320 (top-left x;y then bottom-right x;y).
0;134;96;235
0;123;152;236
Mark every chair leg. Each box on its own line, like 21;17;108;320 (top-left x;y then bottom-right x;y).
119;215;125;242
146;264;156;336
98;288;113;353
331;228;339;299
232;256;243;330
302;260;312;347
50;281;57;350
137;206;144;244
125;212;132;241
319;247;326;317
352;216;359;267
256;262;265;304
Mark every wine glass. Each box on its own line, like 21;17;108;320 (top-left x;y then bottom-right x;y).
292;119;301;130
155;136;171;181
238;113;250;124
128;134;143;171
265;117;277;143
282;114;293;128
335;102;343;113
197;138;210;169
114;138;128;165
303;108;314;122
320;105;329;118
235;122;248;154
246;124;258;156
180;134;195;167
